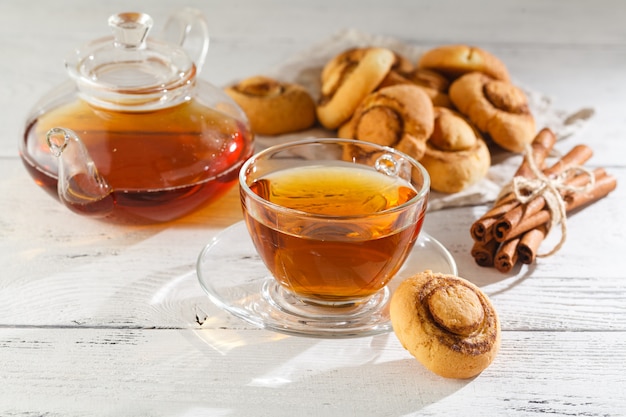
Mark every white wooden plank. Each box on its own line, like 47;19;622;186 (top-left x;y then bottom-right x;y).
1;328;624;416
2;0;626;45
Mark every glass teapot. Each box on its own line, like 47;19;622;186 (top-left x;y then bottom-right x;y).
19;9;254;223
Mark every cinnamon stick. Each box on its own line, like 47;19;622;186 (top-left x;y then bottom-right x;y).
470;196;519;242
494;237;521;273
493;164;605;242
469;133;617;271
471;239;500;267
470;129;557;242
475;173;616;269
496;210;551;243
482;195;520;219
470;216;497;243
514;128;557;178
494;129;557;205
563;173;617;212
493;196;546;241
567;167;607;188
542;144;593;177
494;170;616;242
515;171;615;264
517;225;548;264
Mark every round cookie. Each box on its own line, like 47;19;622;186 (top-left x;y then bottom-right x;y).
449;72;536;152
337;84;434;161
225;75;316;136
317;47;396;130
417;44;510;81
419;107;491;193
390;270;501;379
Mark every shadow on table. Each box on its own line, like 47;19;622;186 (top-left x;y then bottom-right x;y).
185;327;469;415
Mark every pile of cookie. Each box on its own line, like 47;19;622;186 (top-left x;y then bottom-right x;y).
225;44;536;194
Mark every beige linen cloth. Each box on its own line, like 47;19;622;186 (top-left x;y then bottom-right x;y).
246;29;594;211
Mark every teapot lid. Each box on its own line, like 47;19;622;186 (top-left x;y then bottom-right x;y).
66;12;197;108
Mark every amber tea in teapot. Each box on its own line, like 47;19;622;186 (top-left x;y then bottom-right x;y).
19;10;254;222
23;98;251;221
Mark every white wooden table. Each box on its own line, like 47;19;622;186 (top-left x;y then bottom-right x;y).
1;1;625;415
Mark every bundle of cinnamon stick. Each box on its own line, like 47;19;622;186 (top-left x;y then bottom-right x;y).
470;128;618;273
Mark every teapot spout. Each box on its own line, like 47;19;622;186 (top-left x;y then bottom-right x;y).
47;128;115;217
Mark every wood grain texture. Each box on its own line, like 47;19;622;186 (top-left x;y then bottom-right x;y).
1;0;625;415
1;328;625;416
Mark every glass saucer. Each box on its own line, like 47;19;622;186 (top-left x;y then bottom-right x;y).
196;221;457;338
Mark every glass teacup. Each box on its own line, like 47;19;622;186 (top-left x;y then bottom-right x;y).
239;138;430;309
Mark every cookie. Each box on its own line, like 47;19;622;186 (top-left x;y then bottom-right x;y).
225;75;316;136
390;270;501;379
449;72;535;152
337;84;434;161
417;44;510;81
419;107;490;193
317;47;396;129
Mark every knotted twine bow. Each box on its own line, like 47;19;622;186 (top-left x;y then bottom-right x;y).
497;144;596;257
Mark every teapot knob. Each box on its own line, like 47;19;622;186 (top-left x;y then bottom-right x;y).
108;12;153;49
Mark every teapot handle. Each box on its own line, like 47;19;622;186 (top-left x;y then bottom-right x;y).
162;8;210;74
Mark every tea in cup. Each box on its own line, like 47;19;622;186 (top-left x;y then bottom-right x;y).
239;138;430;307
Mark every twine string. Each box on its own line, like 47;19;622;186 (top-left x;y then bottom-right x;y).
497;144;596;257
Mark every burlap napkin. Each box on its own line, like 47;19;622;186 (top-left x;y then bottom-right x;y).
246;29;594;211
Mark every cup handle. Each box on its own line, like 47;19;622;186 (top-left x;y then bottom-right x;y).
162;8;210;73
